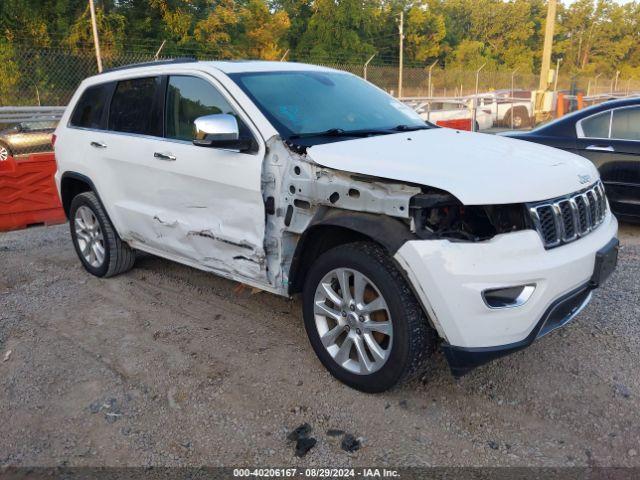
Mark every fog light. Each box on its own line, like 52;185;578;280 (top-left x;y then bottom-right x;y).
482;284;536;309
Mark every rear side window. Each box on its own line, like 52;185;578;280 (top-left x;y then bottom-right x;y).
580;111;611;138
611;107;640;141
165;75;238;141
109;77;161;136
70;83;112;129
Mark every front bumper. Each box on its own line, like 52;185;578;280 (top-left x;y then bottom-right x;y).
394;211;618;374
441;284;592;375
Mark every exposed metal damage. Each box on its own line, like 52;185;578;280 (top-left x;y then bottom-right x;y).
261;136;421;295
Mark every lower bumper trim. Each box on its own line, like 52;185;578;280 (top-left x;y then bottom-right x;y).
442;283;593;377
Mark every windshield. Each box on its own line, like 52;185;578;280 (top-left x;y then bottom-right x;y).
229;70;426;141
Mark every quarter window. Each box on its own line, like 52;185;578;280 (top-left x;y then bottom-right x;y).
611;107;640;140
70;83;112;129
580;111;611;138
109;77;162;136
165;76;238;141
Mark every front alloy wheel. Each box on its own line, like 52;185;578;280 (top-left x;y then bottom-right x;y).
314;268;393;375
303;241;435;392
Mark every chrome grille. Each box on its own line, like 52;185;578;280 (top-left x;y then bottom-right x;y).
528;182;608;248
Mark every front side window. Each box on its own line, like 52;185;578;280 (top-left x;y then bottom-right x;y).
611;107;640;141
109;77;161;136
230;71;425;141
579;111;611;138
70;83;112;129
165;75;238;141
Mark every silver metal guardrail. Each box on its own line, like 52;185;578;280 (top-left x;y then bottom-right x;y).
0;106;66;124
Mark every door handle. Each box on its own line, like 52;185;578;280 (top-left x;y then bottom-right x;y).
90;141;107;149
154;152;176;161
586;144;615;152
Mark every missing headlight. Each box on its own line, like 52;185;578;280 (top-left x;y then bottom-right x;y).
410;192;529;241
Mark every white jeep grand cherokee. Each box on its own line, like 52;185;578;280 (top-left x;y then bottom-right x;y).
54;60;619;392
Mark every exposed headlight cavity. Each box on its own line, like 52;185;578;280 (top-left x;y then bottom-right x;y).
409;191;530;242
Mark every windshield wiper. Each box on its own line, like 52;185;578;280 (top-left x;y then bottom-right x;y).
289;128;394;140
393;124;431;131
288;124;431;141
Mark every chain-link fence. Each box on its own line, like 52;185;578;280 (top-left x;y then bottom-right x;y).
4;42;640;108
2;39;640;156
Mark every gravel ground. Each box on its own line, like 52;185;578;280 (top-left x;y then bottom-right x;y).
0;222;639;468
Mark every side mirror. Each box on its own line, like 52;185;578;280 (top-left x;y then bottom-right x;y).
193;114;252;152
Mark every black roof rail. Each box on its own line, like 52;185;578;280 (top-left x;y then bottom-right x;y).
103;57;198;73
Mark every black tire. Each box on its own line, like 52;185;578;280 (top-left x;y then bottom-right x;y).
505;107;530;129
69;191;136;278
302;241;435;392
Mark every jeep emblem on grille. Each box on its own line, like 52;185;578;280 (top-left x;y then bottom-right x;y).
578;174;591;184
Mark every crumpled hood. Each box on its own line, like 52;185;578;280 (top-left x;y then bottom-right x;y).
306;128;599;205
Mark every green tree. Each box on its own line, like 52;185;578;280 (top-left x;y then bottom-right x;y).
295;0;378;62
405;2;446;63
238;0;290;59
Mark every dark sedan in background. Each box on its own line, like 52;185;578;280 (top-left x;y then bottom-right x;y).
504;97;640;222
0;119;58;161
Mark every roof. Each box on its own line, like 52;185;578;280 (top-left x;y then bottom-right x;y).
202;60;335;74
102;59;335;76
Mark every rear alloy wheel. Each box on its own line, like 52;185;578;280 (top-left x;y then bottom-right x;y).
74;205;106;268
69;192;136;277
303;241;435;392
0;143;11;162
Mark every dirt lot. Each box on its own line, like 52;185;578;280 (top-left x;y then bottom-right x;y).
1;222;639;468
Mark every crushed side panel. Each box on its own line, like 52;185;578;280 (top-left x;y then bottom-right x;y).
261;137;421;295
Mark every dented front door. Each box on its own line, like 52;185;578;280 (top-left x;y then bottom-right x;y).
106;73;267;283
146;74;267;281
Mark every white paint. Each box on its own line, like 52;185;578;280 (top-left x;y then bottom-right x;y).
55;60;619;356
395;212;618;348
308;127;600;205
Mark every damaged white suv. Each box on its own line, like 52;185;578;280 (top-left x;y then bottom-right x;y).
55;60;619;392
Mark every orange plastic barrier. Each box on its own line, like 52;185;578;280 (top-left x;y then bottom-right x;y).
556;93;565;117
436;118;473;131
0;152;66;232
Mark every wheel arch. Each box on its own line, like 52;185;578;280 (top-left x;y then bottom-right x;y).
504;105;530;123
287;208;416;295
60;171;98;218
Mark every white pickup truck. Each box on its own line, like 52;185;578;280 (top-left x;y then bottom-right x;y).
54;60;618;392
468;89;534;128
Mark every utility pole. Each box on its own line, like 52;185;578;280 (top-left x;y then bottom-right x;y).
398;10;404;98
89;0;103;73
538;0;557;91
